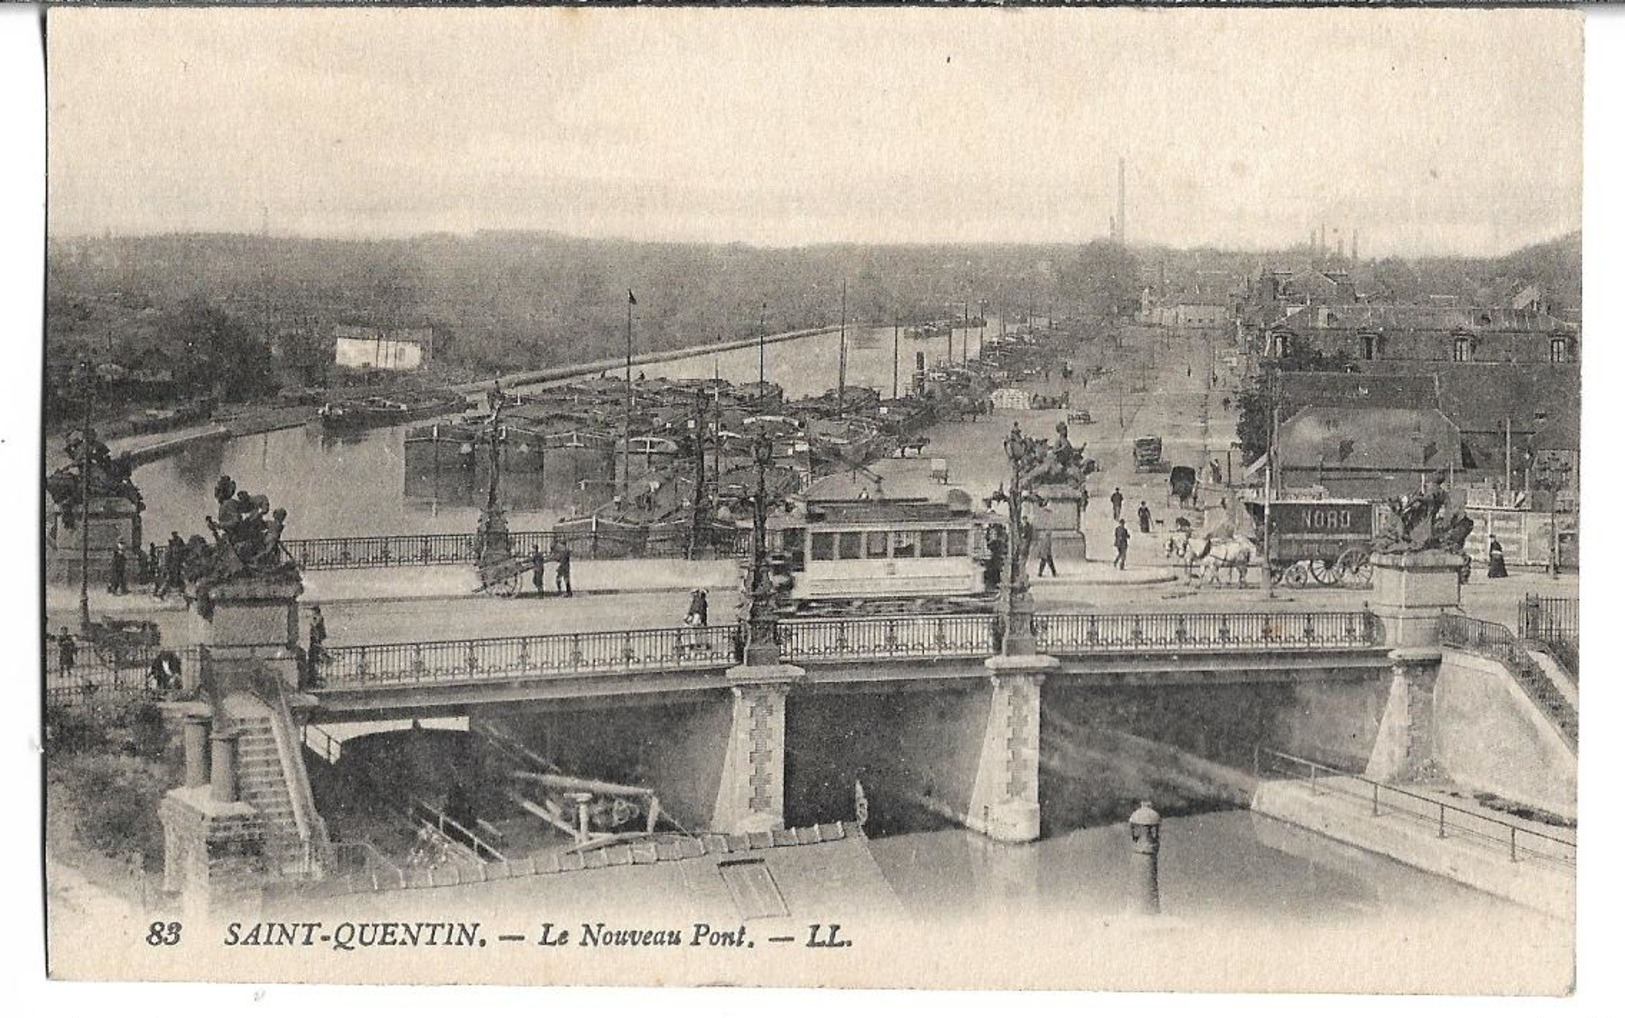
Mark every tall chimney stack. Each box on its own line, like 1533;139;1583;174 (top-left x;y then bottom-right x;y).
1352;229;1360;263
1117;157;1126;246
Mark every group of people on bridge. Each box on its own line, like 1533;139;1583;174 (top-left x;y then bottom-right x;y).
102;532;195;601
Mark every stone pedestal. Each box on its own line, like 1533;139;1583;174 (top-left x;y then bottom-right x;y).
714;665;803;834
201;576;304;651
970;656;1051;844
1370;550;1465;648
159;784;266;920
45;497;142;585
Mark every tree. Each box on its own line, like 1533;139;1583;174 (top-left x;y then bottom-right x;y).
1235;336;1359;464
1060;240;1141;322
163;298;274;401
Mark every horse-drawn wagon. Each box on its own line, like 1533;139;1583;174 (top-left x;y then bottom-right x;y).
1245;497;1381;588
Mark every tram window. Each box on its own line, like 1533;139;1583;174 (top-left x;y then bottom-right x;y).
865;531;890;558
837;532;864;560
920;530;945;558
811;532;835;561
946;530;970;557
891;531;918;558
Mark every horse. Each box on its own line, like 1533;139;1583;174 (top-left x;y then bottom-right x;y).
1185;535;1257;587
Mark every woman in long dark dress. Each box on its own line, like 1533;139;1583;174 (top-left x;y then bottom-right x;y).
1487;535;1509;579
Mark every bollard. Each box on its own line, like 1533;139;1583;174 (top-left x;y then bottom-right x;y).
209;729;239;804
1128;801;1162;916
183;715;211;789
567;792;594;843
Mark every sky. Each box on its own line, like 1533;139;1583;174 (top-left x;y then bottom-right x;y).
46;6;1584;258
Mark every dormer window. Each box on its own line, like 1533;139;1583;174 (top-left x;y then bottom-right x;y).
1550;337;1570;363
1453;336;1473;362
1360;334;1377;361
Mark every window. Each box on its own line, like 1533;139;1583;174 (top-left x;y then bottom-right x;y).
891;531;918;558
810;532;835;561
837;532;863;560
920;531;945;558
1551;337;1569;363
1361;334;1377;361
1453;336;1472;362
946;530;970;557
865;531;890;558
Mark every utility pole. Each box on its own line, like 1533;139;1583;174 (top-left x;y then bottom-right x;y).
978;299;987;361
624;289;635;498
964;299;971;366
758;301;767;387
837;281;848;419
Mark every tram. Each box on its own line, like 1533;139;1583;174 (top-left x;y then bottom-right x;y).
764;458;996;614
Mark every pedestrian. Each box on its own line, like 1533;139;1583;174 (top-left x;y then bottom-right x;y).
147;542;161;596
530;545;548;596
56;627;76;676
686;588;709;627
160;531;186;598
1036;530;1057;577
552;540;573;597
109;539;128;595
1113;521;1131;570
1110;487;1124;520
1137;501;1152;534
306;605;328;686
1487;535;1509;579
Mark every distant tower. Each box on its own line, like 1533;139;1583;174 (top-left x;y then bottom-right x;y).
1116;157;1127;245
1336;229;1345;261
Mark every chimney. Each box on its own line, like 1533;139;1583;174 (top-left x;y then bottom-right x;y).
1117;157;1126;246
1351;229;1360;264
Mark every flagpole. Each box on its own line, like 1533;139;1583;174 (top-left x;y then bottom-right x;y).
837;281;848;420
624;290;635;498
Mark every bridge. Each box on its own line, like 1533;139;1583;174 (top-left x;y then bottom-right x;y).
301;609;1385;717
131;561;1577;917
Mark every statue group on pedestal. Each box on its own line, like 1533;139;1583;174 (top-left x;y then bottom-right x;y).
183;474;300;617
1372;469;1475;555
45;428;145;525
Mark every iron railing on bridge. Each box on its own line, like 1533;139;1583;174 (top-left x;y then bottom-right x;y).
283;527;752;570
44;645;203;709
1258;748;1576;868
1519;595;1579;679
1034;610;1379;653
315;626;742;687
775;614;997;662
1438;613;1577;746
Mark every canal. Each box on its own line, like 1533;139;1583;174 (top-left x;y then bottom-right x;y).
131;323;992;541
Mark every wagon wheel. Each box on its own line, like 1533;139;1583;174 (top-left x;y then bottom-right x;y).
1336;548;1373;587
1282;561;1311;588
1307;558;1337;586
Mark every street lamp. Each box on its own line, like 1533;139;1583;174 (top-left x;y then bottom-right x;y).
986;424;1043;657
741;431;782;666
75;358;94;634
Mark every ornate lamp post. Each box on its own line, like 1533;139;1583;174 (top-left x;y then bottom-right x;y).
741;431;781;665
988;424;1041;657
75;358;94;634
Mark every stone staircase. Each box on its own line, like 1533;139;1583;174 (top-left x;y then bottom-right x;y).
226;702;312;878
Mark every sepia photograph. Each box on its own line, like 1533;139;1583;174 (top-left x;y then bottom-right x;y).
29;2;1594;995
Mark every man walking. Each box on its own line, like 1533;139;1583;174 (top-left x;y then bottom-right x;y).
306;605;328;687
1110;487;1124;521
1113;520;1131;570
530;545;548;596
56;627;76;677
109;539;128;595
551;540;573;597
1036;529;1057;577
1137;501;1152;534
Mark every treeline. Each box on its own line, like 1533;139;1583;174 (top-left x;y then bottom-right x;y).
46;232;1140;380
